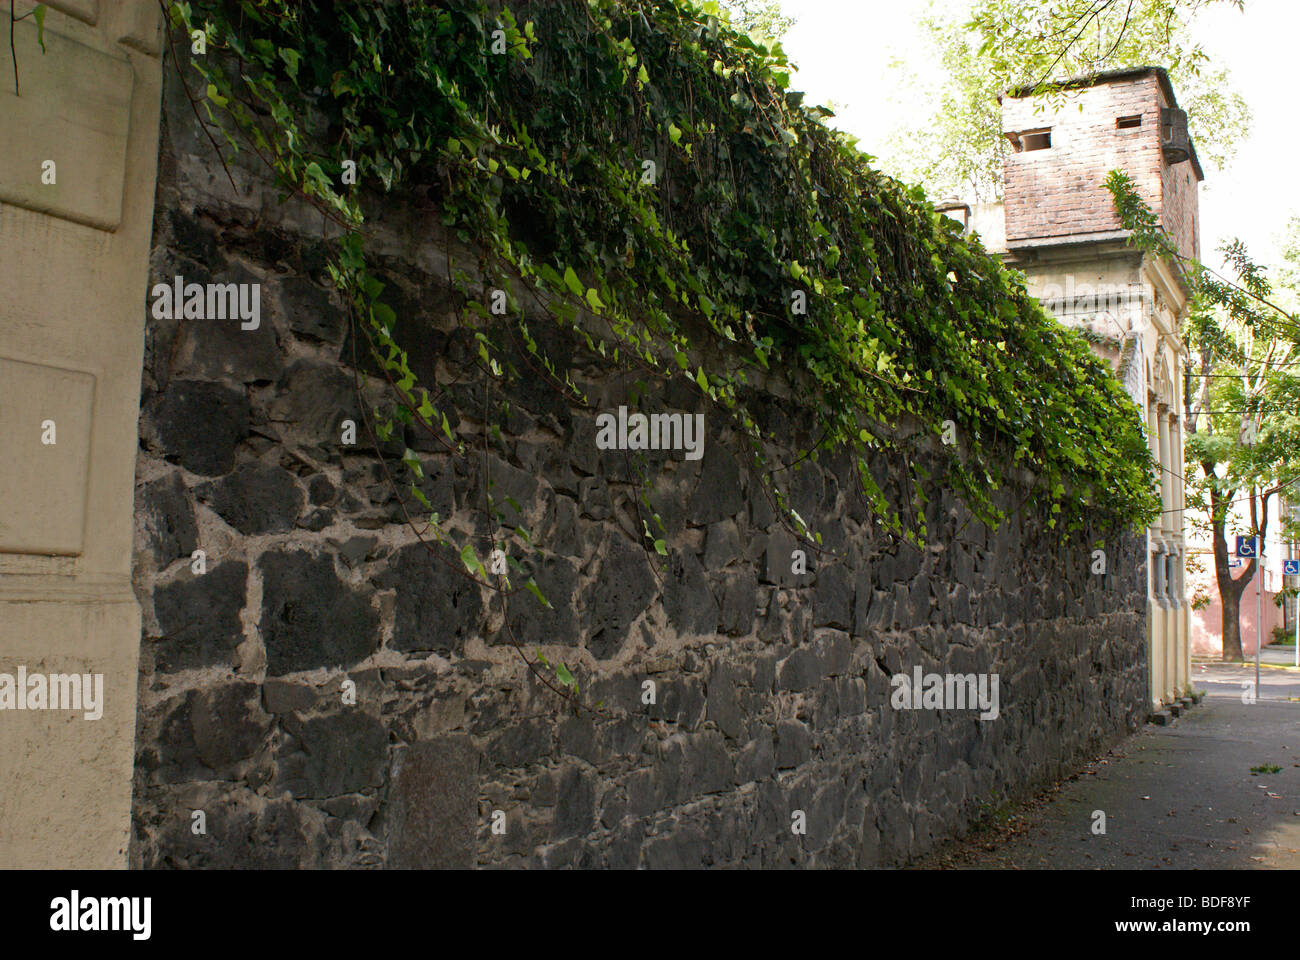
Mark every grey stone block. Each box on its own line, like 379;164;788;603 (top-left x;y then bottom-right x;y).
206;461;304;534
273;710;385;801
141;380;250;476
387;737;478;869
260;550;379;675
138;473;198;566
152;561;248;672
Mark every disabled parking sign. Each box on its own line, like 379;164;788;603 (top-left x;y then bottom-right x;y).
1285;559;1300;576
1236;536;1258;558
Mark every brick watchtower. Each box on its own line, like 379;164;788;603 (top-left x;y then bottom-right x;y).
1001;67;1202;260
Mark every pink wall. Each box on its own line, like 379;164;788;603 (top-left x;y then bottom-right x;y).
1189;560;1282;658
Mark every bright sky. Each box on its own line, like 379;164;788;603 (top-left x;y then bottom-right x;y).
776;0;1300;272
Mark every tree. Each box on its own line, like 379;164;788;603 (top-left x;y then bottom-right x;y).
892;0;1250;201
1109;171;1300;660
716;0;793;42
1183;310;1300;660
886;6;1007;202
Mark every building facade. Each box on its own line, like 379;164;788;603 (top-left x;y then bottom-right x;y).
942;68;1199;712
0;0;164;866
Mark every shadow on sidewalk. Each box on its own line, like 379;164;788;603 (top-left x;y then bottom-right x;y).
907;673;1300;869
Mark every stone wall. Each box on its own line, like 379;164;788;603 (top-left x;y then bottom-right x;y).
128;57;1151;869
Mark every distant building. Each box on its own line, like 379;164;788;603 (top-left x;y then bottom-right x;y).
940;67;1199;711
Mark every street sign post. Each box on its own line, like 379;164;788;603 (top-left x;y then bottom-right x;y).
1238;520;1262;694
1289;560;1300;668
1257;536;1262;695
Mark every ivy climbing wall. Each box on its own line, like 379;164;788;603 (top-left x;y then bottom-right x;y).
128;37;1151;868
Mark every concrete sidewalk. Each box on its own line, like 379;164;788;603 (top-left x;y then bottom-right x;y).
911;662;1300;869
1251;645;1299;667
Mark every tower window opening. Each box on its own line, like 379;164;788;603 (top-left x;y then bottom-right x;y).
1021;130;1052;151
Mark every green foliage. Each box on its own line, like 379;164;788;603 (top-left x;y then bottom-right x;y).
534;648;579;696
1108;168;1300;656
32;3;47;53
969;0;1244;99
172;0;1158;559
885;3;1011;203
716;0;794;42
894;0;1251;199
1107;171;1300;533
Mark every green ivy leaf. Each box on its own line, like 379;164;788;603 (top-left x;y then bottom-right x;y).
459;542;484;578
279;47;301;80
33;4;47;53
525;577;553;609
400;446;423;478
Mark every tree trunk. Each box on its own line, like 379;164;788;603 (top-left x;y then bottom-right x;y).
1220;573;1244;661
1210;490;1251;662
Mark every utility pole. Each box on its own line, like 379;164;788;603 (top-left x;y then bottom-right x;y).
1292;504;1300;668
1255;487;1262;696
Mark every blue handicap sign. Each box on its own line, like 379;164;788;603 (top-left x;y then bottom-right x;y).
1285;559;1300;576
1236;536;1258;558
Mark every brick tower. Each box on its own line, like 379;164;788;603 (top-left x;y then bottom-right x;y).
1001;67;1202;261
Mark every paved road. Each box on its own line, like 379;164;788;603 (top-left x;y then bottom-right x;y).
912;662;1300;869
